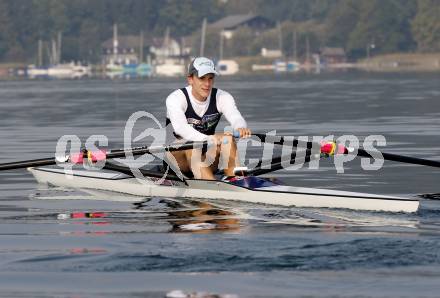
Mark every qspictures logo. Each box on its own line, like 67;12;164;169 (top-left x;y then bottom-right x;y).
55;111;386;185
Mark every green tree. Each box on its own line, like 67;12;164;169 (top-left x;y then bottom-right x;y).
6;0;39;61
0;0;436;63
157;0;224;37
347;0;416;58
324;0;360;48
411;0;440;51
228;27;256;57
246;0;333;22
191;27;222;59
0;0;12;59
280;21;325;59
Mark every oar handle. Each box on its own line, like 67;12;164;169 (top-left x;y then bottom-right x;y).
234;132;317;148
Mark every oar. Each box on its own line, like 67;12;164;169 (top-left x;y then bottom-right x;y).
0;140;209;171
251;132;440;169
247;148;321;176
103;161;184;182
251;133;314;147
226;131;321;176
356;148;440;168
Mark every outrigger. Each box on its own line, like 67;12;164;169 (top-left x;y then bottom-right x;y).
1;133;438;213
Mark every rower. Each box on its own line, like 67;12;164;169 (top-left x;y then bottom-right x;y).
165;57;251;180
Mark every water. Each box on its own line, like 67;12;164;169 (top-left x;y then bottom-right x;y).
1;72;440;297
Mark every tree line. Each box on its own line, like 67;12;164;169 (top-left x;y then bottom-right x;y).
0;0;438;63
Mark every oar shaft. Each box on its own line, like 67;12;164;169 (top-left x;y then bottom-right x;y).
103;161;183;182
0;141;209;171
252;132;440;169
111;141;208;157
247;149;321;176
0;158;57;171
252;133;311;147
357;148;440;168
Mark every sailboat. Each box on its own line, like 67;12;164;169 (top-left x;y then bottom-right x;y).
217;60;239;75
272;24;300;73
153;27;185;77
105;24;152;78
105;24;124;74
28;33;91;79
216;28;239;75
27;39;48;77
287;30;300;72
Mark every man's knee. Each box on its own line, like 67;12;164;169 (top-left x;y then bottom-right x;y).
169;151;191;173
221;134;234;144
184;149;193;160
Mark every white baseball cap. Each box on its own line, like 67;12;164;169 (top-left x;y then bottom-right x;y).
188;57;219;77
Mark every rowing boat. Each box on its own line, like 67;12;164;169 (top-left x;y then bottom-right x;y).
2;132;435;213
28;166;419;213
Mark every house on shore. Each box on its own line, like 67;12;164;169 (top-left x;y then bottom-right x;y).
209;13;274;39
101;35;145;66
320;47;347;64
101;35;189;64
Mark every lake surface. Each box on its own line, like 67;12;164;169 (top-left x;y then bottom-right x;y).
1;72;440;297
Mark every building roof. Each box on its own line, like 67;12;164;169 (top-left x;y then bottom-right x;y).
209;13;272;30
102;36;174;49
321;47;346;56
102;36;142;49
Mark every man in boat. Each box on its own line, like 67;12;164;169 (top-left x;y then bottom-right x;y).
165;57;251;180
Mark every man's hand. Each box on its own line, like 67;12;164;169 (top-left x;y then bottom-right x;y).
234;128;252;138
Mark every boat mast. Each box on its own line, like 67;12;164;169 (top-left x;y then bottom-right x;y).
113;24;118;63
37;39;43;67
219;30;224;60
200;18;207;56
293;30;297;61
57;31;62;64
50;39;57;65
277;22;283;58
305;34;310;64
139;30;144;63
164;27;170;57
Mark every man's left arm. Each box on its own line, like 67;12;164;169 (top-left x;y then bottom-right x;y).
217;90;251;138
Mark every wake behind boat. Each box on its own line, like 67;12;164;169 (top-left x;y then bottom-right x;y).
28;165;419;213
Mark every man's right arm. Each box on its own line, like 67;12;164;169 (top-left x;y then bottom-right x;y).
166;91;209;142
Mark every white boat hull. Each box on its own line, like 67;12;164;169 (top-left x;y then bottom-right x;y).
217;60;239;75
28;167;419;213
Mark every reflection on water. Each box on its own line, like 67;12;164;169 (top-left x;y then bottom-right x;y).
152;201;240;233
22;187;243;234
15;187;426;234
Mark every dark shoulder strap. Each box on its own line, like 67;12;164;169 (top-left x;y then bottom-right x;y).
180;87;197;116
210;88;218;100
180;87;190;104
206;88;219;114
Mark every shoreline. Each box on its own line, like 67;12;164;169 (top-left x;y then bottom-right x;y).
1;53;439;78
236;52;440;74
356;53;440;72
